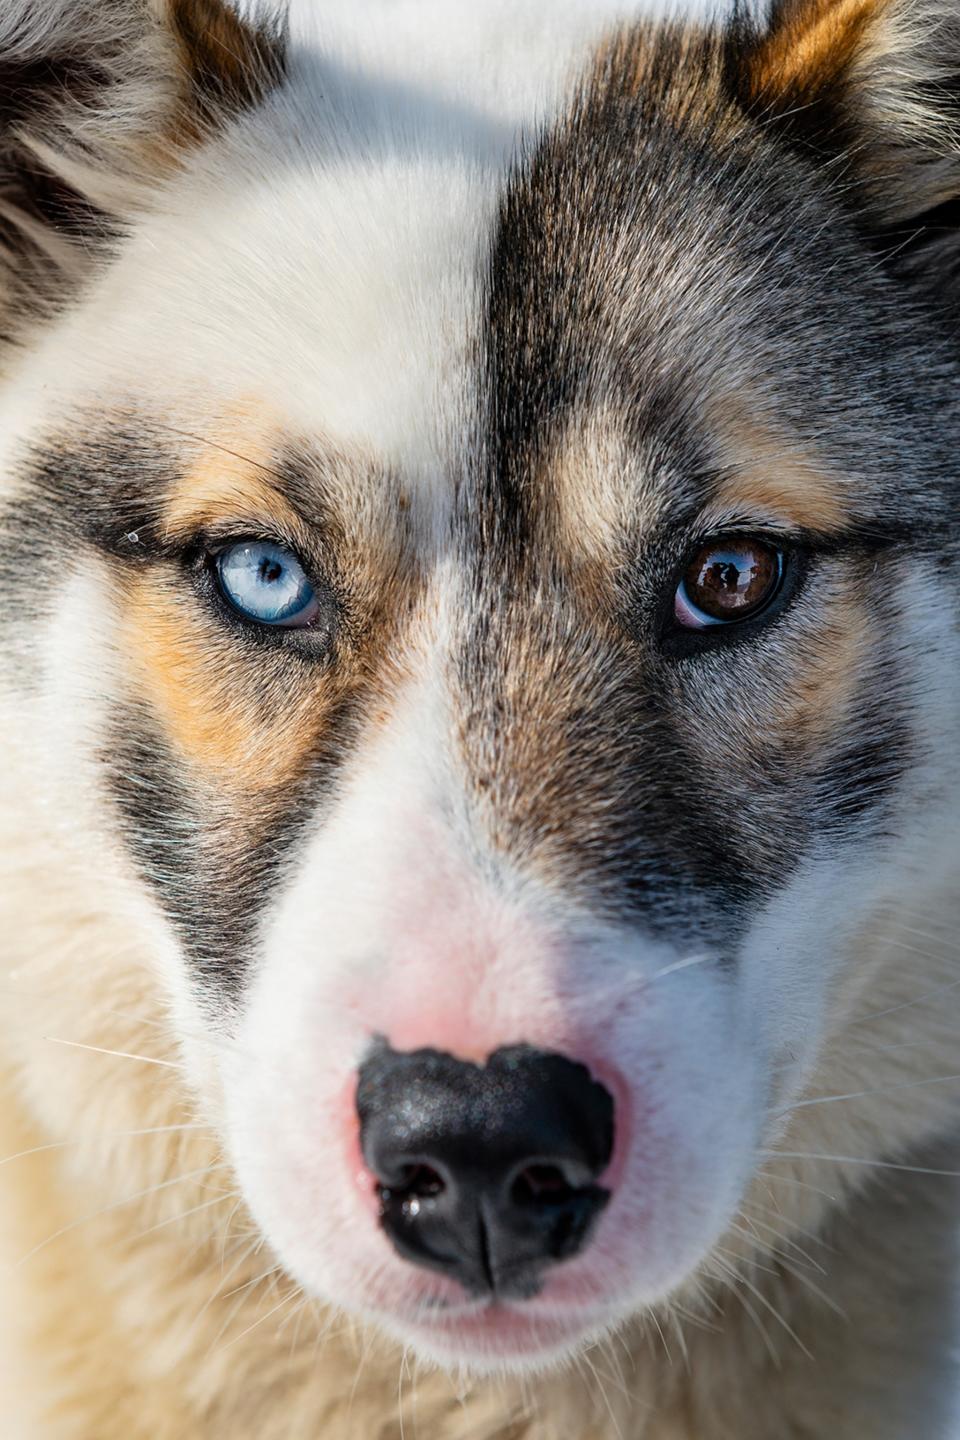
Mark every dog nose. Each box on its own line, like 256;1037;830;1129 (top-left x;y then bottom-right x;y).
356;1043;615;1297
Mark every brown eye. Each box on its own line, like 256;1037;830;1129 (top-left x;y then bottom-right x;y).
675;538;783;630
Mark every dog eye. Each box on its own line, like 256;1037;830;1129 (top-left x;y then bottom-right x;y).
215;540;320;628
674;538;783;629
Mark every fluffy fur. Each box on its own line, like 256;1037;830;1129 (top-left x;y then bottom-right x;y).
1;0;959;1435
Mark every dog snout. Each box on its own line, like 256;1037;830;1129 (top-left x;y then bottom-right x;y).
356;1043;615;1297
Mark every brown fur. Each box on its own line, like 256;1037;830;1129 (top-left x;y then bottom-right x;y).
2;0;960;1436
708;411;850;533
747;0;881;103
168;0;286;127
121;573;331;788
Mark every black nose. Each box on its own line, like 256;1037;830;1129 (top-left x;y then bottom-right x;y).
356;1043;615;1298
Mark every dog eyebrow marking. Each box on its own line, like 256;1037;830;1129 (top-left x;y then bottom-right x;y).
539;416;665;568
161;417;309;542
707;410;850;533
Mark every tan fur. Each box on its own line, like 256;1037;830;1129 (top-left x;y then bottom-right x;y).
121;421;423;791
0;0;286;347
708;410;850;533
743;0;960;221
542;408;847;585
121;571;328;788
770;591;867;749
2;0;959;1434
163;424;305;544
544;416;664;571
2;868;957;1438
749;0;880;100
167;0;286;132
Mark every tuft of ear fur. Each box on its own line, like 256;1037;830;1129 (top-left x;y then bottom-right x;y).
0;0;286;346
168;0;288;132
730;0;960;293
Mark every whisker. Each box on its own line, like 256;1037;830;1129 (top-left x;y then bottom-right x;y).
275;1288;309;1343
716;1256;811;1361
753;1166;840;1203
130;1192;229;1242
398;1345;409;1440
743;1194;837;1255
580;1348;625;1440
151;422;297;494
712;1257;781;1369
347;1321;377;1423
215;1287;300;1355
776;1071;960;1115
646;1306;673;1364
42;1035;180;1069
665;1307;692;1370
850;976;960;1026
713;1242;779;1281
647;953;711;983
597;1331;631;1398
185;1230;263;1341
759;1151;960;1178
206;1243;278;1352
11;1162;225;1270
732;1212;827;1274
284;1294;315;1360
221;1257;287;1304
0;1121;213;1170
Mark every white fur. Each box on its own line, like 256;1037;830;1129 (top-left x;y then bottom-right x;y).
1;1;959;1435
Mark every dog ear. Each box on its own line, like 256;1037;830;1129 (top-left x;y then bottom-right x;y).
731;0;960;293
0;0;286;337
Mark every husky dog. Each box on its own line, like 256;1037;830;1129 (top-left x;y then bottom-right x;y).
0;0;958;1435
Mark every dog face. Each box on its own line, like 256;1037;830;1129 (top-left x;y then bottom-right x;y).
1;0;959;1373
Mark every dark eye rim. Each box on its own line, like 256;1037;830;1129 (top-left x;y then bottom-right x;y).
658;534;806;659
189;533;339;659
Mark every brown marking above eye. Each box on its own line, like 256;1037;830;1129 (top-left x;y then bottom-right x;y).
705;403;850;536
676;538;783;628
162;423;304;545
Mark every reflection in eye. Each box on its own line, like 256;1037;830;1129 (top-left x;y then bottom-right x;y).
215;540;320;628
675;539;783;630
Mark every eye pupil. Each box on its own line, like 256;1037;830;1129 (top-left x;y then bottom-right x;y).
260;558;283;584
675;539;783;631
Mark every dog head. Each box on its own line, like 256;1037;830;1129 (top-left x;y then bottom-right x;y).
1;0;959;1372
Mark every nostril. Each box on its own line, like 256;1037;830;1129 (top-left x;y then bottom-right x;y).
401;1163;445;1198
357;1043;616;1294
511;1163;577;1208
377;1161;447;1219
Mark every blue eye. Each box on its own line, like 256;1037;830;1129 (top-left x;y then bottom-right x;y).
215;540;320;628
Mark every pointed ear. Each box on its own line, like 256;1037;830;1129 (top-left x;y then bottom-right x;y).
731;0;960;279
0;0;286;338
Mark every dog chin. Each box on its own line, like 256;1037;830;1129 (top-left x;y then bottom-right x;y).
370;1300;621;1374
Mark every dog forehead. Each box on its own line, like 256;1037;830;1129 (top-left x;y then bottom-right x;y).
20;0;648;478
6;0;877;551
